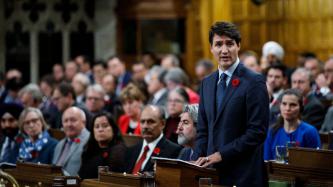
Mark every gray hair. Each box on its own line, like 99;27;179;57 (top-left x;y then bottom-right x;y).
164;67;189;86
292;67;312;82
19;107;49;132
183;104;199;125
164;54;180;67
73;73;90;88
19;83;43;104
86;84;106;98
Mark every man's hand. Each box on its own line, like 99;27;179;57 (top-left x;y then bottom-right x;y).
194;152;222;168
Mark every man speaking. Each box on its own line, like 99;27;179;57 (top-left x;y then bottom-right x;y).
193;21;269;187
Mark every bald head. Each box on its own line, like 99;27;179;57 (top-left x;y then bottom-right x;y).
62;107;86;139
140;105;165;143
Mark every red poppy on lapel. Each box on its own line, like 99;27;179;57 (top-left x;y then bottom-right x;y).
73;138;81;143
15;136;23;144
232;78;240;87
31;150;39;158
102;151;109;158
153;147;160;155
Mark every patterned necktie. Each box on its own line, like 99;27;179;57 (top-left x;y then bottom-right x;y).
216;73;228;111
132;145;150;174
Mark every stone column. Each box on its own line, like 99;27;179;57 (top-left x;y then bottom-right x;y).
0;0;5;72
94;0;117;60
63;30;70;65
30;31;39;83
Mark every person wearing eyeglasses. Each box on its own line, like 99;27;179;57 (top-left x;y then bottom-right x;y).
165;87;189;143
18;107;58;164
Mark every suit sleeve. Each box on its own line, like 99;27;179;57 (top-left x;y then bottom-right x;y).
193;80;208;159
219;75;269;162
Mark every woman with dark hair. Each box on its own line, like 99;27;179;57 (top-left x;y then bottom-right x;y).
79;112;126;179
165;87;190;143
264;89;321;160
18;107;58;164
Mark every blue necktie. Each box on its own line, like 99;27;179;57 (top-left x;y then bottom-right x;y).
216;73;227;111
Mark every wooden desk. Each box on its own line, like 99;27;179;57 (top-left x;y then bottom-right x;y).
154;158;219;187
81;172;154;187
5;162;64;187
267;147;333;187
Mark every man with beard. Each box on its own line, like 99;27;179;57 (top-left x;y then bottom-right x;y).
176;104;198;161
125;105;182;174
0;103;24;163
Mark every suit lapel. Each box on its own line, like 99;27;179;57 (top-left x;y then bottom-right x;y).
214;64;244;125
53;140;65;164
143;137;165;171
208;71;219;120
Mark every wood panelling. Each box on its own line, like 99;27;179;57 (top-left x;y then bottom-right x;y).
231;0;333;67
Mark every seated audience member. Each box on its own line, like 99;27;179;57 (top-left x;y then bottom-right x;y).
72;73;90;105
266;64;287;126
164;67;199;104
240;51;261;74
85;84;106;115
79;112;126;179
131;62;149;100
18;107;58;164
92;60;107;85
101;74;123;120
160;54;180;70
177;104;198;161
147;66;168;107
52;107;90;176
291;68;326;130
0;103;24;163
264;89;321;160
125;105;182;174
118;83;145;135
52;64;65;85
107;56;132;96
193;59;214;93
52;82;91;129
165;87;190;143
64;61;79;82
261;41;285;70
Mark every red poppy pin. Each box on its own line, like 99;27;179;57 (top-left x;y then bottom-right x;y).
73;138;81;143
153;147;160;155
31;150;39;158
232;78;240;87
15;136;23;144
102;151;109;158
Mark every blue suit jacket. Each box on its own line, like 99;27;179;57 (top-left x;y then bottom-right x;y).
193;64;269;187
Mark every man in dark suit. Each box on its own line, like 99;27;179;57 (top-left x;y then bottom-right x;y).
125;105;182;174
193;21;269;187
291;68;326;130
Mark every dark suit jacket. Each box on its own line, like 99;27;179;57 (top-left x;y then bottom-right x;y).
302;94;326;130
79;143;126;179
125;136;182;173
193;63;269;187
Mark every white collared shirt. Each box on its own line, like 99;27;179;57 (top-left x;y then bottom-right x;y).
218;58;240;86
135;133;164;170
